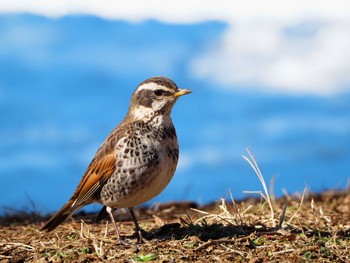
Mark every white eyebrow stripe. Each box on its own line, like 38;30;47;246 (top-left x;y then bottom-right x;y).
136;83;174;93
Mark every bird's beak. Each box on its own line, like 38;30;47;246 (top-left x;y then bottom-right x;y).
173;89;192;98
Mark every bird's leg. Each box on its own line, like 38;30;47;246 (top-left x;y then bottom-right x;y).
128;207;144;243
106;206;127;245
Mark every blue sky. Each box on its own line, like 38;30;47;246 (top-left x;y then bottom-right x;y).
1;1;350;95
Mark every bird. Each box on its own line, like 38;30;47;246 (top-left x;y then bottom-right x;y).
41;76;191;244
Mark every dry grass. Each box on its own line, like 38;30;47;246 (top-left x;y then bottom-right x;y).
1;191;349;262
1;151;349;262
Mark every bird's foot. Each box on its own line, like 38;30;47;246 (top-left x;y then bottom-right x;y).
135;228;148;244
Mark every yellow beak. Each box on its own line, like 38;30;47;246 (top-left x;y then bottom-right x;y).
173;89;192;98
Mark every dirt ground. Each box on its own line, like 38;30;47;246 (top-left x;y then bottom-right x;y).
0;190;349;262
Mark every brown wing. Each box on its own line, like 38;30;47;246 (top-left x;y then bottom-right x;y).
41;123;127;232
70;152;116;206
69;124;127;207
40;153;116;232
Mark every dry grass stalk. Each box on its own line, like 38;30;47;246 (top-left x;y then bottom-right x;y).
288;187;307;224
242;147;275;225
192;198;236;226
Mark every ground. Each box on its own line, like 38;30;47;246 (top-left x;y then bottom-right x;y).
0;190;349;262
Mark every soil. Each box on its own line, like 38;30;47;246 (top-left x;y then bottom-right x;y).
0;190;349;262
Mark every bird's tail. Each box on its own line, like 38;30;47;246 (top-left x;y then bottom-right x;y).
41;199;79;232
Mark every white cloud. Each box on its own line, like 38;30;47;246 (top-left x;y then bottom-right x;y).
1;0;350;94
191;16;350;95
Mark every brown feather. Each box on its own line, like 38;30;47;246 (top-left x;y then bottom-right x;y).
40;199;76;231
71;153;116;204
70;123;129;204
41;124;126;232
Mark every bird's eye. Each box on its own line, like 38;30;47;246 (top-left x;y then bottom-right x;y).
154;89;164;96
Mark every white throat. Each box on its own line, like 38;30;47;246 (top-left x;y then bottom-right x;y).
131;105;173;127
132;105;154;121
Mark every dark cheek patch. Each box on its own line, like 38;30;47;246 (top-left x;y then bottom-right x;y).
136;90;154;108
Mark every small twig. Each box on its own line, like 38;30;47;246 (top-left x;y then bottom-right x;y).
278;203;287;229
292;245;319;255
288;187;307;224
0;255;12;259
99;221;109;255
9;242;34;251
297;218;307;239
194;237;249;252
242;205;253;215
271;248;295;256
25;191;37;214
191;205;236;226
228;189;244;225
80;220;90;238
219;244;245;257
254;231;282;236
190;208;210;216
269;176;276;201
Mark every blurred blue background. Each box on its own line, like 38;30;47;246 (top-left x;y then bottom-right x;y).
1;3;350;214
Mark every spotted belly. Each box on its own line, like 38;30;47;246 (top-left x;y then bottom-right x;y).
99;130;179;208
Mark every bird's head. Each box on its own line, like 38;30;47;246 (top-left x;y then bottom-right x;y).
128;76;191;121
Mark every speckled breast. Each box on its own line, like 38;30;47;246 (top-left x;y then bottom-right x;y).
100;118;179;208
